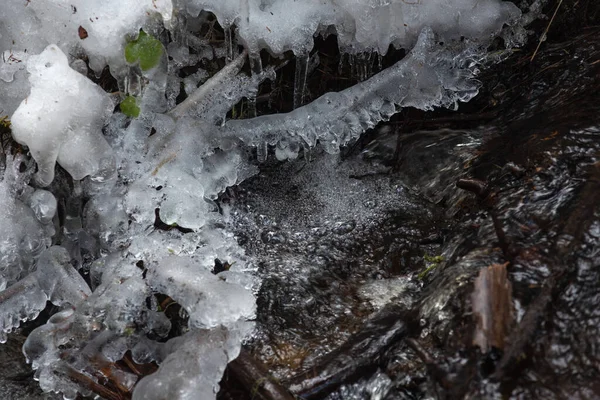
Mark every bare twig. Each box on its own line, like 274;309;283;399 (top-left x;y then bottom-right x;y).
288;305;407;399
227;349;297;400
531;0;564;62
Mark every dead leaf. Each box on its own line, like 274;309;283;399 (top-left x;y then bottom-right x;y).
78;26;88;40
472;263;513;352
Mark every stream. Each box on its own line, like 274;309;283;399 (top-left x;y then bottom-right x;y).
220;20;600;400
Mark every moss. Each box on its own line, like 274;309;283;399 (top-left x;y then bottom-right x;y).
418;254;445;279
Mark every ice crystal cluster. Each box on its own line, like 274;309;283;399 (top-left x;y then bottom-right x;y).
0;0;523;398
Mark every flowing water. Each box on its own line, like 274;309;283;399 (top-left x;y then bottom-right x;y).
221;26;600;400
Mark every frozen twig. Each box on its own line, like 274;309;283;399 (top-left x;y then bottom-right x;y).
168;50;248;119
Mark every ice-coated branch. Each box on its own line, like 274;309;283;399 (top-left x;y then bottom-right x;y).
221;28;480;159
169;50;248;119
148;255;256;329
132;325;253;400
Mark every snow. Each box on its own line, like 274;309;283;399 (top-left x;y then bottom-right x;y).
0;0;535;398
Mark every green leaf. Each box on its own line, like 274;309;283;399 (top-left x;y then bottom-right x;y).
120;95;140;118
125;29;163;71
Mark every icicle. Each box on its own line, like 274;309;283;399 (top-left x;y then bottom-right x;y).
247;56;262;117
302;144;312;162
245;0;262;119
338;53;346;75
64;182;83;236
348;54;356;80
352;52;374;82
224;27;233;63
256;141;268;163
367;52;374;79
246;90;257;118
125;68;141;97
249;53;263;75
293;53;309;109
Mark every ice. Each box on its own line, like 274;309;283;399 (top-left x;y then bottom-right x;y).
0;158;56;290
0;246;90;342
169;50;275;123
328;370;393;400
21;256;157;396
223;28;481;158
148;255;256;328
185;0;520;56
0;50;30;115
0;0;172;74
0;274;47;343
11;45;115;187
124;116;257;229
0;0;173;117
83;194;129;249
27;189;58;225
133;325;252;400
293;54;310;109
35;246;91;307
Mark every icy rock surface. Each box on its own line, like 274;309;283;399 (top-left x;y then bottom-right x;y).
11;45;115;187
0;0;533;398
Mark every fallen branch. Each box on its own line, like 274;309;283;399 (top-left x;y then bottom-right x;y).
227;349;297;400
287;304;408;399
